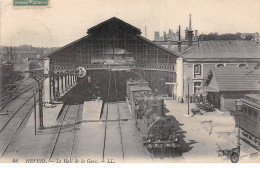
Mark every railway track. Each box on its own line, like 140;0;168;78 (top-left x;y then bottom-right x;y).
0;91;41;159
48;104;81;162
102;71;111;162
113;71;125;160
101;71;125;162
0;78;40;111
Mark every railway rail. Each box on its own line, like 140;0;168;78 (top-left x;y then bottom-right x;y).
101;71;125;162
0;78;41;111
48;104;81;162
0;91;42;159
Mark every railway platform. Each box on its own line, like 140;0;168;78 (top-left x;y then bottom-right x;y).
164;100;259;163
82;100;103;121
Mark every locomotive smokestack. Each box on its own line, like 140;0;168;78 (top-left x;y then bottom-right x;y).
157;99;164;117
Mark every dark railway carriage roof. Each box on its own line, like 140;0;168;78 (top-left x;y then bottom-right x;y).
242;94;260;109
130;86;152;92
244;94;260;101
45;17;180;59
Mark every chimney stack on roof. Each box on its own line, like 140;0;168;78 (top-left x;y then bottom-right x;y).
163;31;167;40
185;27;188;40
195;30;198;40
154;31;160;41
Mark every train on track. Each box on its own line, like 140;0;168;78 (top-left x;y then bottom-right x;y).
127;80;180;152
238;94;260;148
0;62;18;93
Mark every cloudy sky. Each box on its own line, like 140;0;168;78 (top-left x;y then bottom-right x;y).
0;0;260;47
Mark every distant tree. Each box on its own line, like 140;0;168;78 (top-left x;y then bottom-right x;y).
245;35;254;40
198;32;243;41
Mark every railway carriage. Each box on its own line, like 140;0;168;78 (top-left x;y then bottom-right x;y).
239;94;260;147
126;80;148;100
127;80;180;152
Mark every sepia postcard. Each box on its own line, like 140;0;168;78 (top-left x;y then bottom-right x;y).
0;0;260;166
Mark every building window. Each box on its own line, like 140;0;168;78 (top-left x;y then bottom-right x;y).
194;82;201;95
194;64;201;75
215;63;226;67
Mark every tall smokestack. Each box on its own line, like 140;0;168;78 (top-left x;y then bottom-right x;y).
188;14;194;46
178;25;182;52
154;31;160;41
189;14;192;31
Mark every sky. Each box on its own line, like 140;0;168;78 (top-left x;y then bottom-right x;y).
0;0;260;47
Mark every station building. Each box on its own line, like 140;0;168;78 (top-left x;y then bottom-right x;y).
43;17;184;104
154;15;260;108
202;66;260;111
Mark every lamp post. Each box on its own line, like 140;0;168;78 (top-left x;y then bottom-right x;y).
24;70;45;130
32;72;44;129
187;77;191;115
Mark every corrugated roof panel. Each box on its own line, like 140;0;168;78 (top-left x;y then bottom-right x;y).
183;40;260;59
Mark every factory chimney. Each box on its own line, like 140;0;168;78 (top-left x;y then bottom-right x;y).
177;25;182;52
187;14;194;47
163;31;167;40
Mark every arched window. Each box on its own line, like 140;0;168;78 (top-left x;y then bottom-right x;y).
216;63;225;67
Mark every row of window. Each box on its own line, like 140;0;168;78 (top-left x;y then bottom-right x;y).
193;63;249;77
242;105;260;122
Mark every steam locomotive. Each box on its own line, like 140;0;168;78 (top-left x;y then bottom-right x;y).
127;80;180;152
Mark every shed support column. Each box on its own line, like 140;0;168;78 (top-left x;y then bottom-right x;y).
64;73;68;91
59;74;63;96
67;74;71;89
52;75;56;100
56;75;60;99
61;75;64;93
176;57;184;101
43;58;51;104
70;74;72;87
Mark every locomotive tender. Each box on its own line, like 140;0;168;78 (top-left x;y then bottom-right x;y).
127;80;180;152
